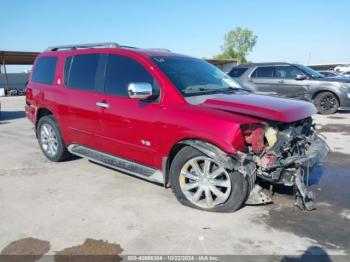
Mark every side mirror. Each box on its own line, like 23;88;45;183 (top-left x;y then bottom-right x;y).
128;83;153;100
295;74;307;80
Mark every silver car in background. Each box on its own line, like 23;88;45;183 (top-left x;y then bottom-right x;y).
228;62;350;114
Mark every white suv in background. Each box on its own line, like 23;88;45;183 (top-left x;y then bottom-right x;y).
334;64;350;73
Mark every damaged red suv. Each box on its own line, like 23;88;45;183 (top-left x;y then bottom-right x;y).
25;43;329;212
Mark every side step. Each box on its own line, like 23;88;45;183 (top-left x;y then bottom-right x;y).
68;144;164;184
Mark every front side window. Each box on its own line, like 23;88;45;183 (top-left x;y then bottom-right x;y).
31;56;57;85
274;66;304;79
65;54;100;91
294;64;323;78
104;55;154;97
251;66;274;78
151;56;241;97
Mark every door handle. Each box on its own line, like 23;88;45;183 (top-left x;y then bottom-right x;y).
96;102;109;108
278;80;284;84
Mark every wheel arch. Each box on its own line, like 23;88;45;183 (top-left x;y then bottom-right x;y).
311;89;340;103
35;107;53;125
35;107;58;137
163;138;240;188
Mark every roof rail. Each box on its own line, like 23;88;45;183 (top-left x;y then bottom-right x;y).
145;48;171;52
119;45;139;50
45;42;120;52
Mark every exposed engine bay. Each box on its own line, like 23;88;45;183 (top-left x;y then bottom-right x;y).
239;117;329;210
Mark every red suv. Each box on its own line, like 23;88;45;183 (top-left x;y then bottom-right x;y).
25;43;328;212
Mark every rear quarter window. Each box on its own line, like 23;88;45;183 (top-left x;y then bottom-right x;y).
31;56;57;85
228;68;248;77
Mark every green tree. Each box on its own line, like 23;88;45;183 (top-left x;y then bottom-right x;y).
214;27;257;64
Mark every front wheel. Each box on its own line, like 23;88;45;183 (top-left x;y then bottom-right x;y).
170;147;248;212
314;91;339;114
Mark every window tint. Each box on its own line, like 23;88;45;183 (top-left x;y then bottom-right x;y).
66;54;100;91
251;66;274;78
228;68;248;77
275;66;304;79
64;56;72;86
104;55;153;97
31;57;57;85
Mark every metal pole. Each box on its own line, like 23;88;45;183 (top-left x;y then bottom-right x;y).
2;54;10;96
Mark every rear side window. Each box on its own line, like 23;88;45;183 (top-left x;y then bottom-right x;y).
31;56;57;85
65;54;100;91
228;67;248;77
251;66;274;78
104;55;153;97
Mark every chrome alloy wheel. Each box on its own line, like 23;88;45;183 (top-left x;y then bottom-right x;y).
179;156;232;209
40;123;59;157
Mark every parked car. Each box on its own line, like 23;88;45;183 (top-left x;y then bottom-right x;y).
334;64;350;73
340;71;350;78
25;43;328;212
228;62;350;114
318;70;340;78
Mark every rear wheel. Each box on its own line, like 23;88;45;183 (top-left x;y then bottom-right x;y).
314;91;339;114
170;147;248;212
37;115;70;162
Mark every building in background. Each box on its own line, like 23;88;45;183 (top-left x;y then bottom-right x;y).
205;59;237;73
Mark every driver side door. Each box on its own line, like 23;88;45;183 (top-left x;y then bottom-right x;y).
273;66;309;100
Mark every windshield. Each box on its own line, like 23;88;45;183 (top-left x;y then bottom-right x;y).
295;64;324;78
151;56;242;96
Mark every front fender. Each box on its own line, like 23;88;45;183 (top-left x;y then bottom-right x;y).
178;139;238;170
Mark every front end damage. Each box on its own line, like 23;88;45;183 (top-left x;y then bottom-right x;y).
238;117;329;210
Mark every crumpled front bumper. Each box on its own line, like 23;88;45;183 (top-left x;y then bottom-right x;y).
290;135;329;211
246;135;330;210
296;136;329;168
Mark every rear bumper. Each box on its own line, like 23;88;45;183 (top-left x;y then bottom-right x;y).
25;104;36;124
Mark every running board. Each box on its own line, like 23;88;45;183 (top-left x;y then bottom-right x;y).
68;144;164;184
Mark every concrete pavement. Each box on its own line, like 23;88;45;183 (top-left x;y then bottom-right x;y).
0;96;349;258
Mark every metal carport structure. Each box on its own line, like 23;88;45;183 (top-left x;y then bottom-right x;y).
0;51;39;95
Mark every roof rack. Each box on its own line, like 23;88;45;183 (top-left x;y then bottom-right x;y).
145;48;171;52
45;43;171;53
119;45;139;50
45;42;120;52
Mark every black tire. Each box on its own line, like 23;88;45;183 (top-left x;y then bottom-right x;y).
36;115;70;162
314;91;339;115
169;146;248;212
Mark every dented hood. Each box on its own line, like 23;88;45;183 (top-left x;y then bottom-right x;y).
187;93;317;123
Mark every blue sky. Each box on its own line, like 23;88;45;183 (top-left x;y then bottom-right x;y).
2;0;350;72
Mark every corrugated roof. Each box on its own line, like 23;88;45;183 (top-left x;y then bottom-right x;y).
0;51;39;65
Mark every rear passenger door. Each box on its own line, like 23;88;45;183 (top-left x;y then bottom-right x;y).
96;54;161;167
248;66;280;95
63;53;105;148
